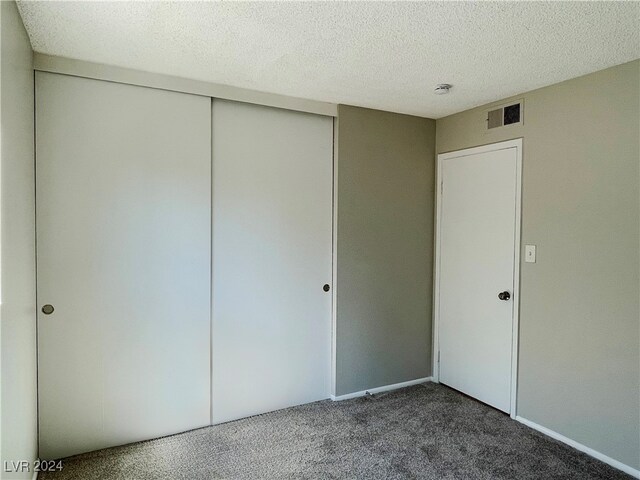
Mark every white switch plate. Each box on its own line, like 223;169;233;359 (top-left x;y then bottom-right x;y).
525;244;536;263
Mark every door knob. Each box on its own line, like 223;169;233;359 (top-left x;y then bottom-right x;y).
42;304;55;315
323;284;330;292
498;291;511;301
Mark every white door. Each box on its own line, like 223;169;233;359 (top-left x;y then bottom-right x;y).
437;140;521;414
211;100;332;424
36;72;212;459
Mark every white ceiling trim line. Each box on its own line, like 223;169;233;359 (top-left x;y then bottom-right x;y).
34;53;338;117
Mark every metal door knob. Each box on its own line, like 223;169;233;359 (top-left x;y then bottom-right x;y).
42;304;55;315
498;291;511;301
323;284;330;292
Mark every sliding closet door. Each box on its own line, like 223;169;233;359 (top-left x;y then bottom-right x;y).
212;100;332;423
36;72;211;459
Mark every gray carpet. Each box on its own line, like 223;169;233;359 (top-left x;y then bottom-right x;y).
40;383;631;479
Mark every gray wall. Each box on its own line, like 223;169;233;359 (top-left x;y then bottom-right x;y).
0;1;37;477
335;105;435;396
436;60;640;470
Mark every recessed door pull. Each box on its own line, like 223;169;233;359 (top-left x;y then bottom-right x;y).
323;284;330;292
42;304;55;315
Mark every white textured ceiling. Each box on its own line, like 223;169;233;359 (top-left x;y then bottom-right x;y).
16;1;640;118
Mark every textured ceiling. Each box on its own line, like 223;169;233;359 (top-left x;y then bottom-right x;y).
16;1;640;118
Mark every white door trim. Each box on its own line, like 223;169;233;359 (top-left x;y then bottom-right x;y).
330;117;339;398
432;138;522;419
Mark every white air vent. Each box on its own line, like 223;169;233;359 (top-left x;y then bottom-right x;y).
486;101;523;130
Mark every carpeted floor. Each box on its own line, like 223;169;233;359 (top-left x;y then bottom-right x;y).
39;383;632;479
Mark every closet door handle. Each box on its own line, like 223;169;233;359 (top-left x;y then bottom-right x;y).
497;291;511;301
42;304;55;315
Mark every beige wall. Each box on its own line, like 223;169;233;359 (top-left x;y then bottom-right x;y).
0;1;37;477
335;105;435;396
436;60;640;470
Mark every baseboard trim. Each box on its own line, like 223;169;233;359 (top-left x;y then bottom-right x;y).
515;416;640;479
330;377;433;401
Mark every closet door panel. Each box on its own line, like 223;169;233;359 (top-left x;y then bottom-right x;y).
211;100;332;423
36;72;211;459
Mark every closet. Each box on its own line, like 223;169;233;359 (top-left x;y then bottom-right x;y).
35;73;333;459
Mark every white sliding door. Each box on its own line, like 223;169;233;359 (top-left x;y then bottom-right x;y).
36;72;212;459
211;100;333;424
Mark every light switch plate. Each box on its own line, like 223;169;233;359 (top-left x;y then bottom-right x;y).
525;244;536;263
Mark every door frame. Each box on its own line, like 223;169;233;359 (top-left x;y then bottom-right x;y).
432;138;523;419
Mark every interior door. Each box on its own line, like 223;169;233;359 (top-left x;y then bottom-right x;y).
36;72;212;459
437;142;520;413
211;100;333;424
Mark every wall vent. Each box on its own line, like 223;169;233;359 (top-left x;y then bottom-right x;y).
486;101;523;130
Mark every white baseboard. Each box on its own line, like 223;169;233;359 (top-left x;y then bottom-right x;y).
330;377;433;401
515;416;640;479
